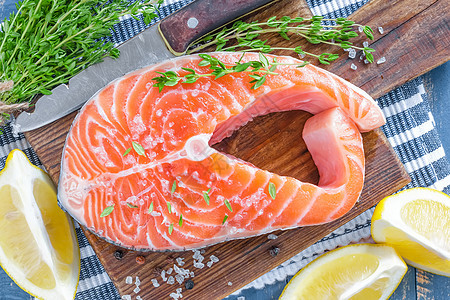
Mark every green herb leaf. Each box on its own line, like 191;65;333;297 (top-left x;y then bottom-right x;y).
167;201;172;214
171;180;177;195
100;205;114;217
259;52;270;69
222;215;228;224
203;191;210;205
168;223;174;235
127;203;138;208
224;199;233;212
363;25;374;40
179;214;183;227
132;141;146;156
268;182;276;200
148;202;154;214
123;148;132;156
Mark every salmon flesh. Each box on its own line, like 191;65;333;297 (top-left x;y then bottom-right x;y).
58;53;385;251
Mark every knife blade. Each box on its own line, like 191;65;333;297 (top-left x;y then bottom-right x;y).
15;0;277;132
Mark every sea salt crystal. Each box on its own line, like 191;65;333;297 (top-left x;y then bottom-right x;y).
170;292;180;299
193;261;205;269
364;59;369;64
358;26;363;32
174;265;181;274
176;274;185;284
161;270;167;281
378;26;384;34
135;277;141;286
121;296;131;300
190;271;195;278
207;261;213;268
136;296;142;300
176;257;185;266
125;276;133;284
133;286;141;294
267;234;278;240
228;281;233;286
348;48;356;59
237;297;246;300
201;249;206;254
210;255;219;263
175;265;189;276
151;279;160;288
167;276;175;284
363;41;369;48
167;268;173;275
193;250;201;260
377;57;386;64
350;63;357;70
177;288;182;293
10;122;21;138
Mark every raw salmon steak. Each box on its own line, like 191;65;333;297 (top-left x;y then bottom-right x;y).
58;52;385;251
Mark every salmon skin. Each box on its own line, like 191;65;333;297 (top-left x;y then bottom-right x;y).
58;52;385;251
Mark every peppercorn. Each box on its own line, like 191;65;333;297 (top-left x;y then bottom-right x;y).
136;255;146;264
113;250;124;260
269;246;280;257
185;279;195;290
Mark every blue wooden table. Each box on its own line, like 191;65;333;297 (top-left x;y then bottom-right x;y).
0;2;449;299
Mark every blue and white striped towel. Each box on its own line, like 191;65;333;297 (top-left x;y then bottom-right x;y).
0;0;448;299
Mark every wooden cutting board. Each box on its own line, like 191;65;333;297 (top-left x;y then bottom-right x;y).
24;0;450;298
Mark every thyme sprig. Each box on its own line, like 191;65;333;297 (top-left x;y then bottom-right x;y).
153;16;375;92
0;0;162;108
188;16;375;62
153;52;309;91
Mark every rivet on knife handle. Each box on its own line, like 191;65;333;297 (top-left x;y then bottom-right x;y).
159;0;278;55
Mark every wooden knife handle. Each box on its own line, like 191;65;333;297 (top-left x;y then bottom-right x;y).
159;0;277;55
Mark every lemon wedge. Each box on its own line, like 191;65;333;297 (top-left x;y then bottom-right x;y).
279;244;407;300
371;187;450;277
0;149;80;299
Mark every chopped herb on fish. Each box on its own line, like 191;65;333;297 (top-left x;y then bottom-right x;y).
224;199;233;212
132;141;146;156
222;215;228;224
123;148;132;156
127;203;138;208
100;205;114;217
203;191;210;205
148;202;154;214
167;202;172;213
269;182;276;200
179;214;183;227
171;180;177;195
168;223;174;235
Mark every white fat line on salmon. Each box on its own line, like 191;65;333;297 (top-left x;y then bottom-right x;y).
230;177;272;224
86;134;215;184
243;178;288;230
267;183;320;228
325;71;344;110
145;232;156;249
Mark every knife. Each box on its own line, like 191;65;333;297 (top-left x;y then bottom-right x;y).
15;0;277;132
